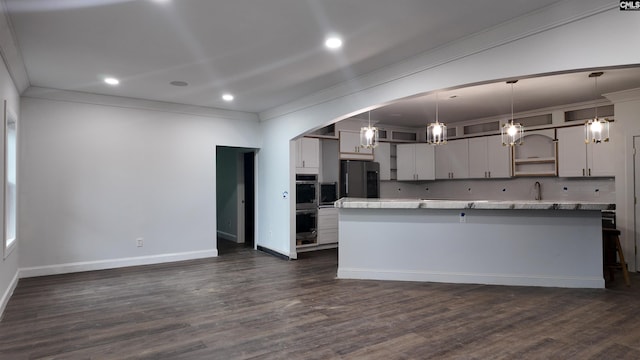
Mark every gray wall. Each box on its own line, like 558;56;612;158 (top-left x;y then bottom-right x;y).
18;93;260;275
0;48;20;315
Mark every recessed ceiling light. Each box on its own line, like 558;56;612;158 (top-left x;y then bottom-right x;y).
324;36;343;50
222;93;234;102
104;77;119;86
170;81;189;87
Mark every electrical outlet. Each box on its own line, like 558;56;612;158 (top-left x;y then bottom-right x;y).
136;237;144;247
459;212;466;223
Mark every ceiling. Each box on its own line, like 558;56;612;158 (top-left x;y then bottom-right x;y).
362;67;640;128
5;1;640;124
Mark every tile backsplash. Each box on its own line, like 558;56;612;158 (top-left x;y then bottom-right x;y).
380;177;615;202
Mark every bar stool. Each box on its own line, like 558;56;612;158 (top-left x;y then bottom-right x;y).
602;228;630;287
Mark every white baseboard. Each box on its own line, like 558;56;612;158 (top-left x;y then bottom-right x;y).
0;271;19;319
217;230;237;242
337;268;605;289
19;249;218;279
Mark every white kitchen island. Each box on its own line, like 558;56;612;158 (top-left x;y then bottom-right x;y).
335;198;615;288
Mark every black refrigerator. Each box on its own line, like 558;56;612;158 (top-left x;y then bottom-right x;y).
339;160;380;198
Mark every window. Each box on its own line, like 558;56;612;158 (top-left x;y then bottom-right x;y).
4;100;16;258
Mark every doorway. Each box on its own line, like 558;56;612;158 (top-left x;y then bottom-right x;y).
243;152;255;247
216;146;257;254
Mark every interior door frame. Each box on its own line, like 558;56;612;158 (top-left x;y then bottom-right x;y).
633;136;640;271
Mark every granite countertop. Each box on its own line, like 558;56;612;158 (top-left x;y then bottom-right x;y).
334;198;615;211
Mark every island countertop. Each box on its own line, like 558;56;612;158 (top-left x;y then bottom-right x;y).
334;198;615;211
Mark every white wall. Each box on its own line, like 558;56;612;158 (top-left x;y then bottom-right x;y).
257;2;640;258
0;54;20;315
18;93;260;275
605;88;640;271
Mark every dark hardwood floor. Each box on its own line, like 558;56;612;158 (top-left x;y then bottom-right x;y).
1;240;640;359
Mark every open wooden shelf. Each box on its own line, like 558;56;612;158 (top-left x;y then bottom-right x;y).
511;129;558;177
514;156;556;165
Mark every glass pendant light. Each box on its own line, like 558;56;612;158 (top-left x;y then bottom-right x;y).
585;72;610;144
427;92;447;145
360;111;379;149
501;80;524;146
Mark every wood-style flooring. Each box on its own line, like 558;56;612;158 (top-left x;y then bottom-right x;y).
1;240;640;359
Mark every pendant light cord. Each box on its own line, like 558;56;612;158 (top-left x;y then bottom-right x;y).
594;75;598;119
435;92;439;124
510;82;514;125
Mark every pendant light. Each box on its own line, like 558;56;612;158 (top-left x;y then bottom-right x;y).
585;72;610;144
427;92;447;145
360;111;379;149
501;80;524;146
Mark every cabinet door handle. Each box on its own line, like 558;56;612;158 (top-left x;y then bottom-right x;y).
588;168;591;176
582;168;585;176
488;171;491;178
484;171;487;178
303;160;305;168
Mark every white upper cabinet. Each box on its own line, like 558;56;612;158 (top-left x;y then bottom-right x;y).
339;131;374;160
397;143;435;181
557;126;614;177
468;135;511;178
295;137;320;174
435;139;469;179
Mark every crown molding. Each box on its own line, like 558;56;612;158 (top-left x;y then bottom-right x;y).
0;0;29;92
22;87;259;122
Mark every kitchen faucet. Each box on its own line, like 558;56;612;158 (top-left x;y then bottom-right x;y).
534;181;542;200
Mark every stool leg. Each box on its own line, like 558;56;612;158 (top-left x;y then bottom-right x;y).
614;235;631;287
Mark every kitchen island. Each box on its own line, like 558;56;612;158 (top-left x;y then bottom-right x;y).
335;198;615;288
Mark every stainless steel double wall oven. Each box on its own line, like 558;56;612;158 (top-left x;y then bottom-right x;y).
295;174;317;245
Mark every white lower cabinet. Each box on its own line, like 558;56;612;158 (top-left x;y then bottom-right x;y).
317;207;339;244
